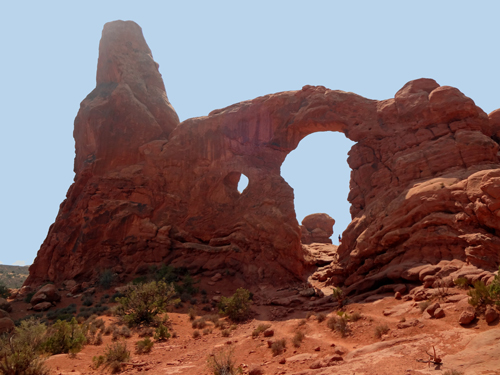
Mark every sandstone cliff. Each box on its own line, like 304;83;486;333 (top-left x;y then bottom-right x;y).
25;21;500;292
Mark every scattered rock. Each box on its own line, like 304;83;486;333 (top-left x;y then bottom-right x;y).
33;302;53;312
485;306;499;324
248;365;264;375
0;317;15;334
395;291;402;299
434;308;445;319
30;284;61;306
210;273;222;282
0;298;12;313
279;358;286;364
425;302;440;317
263;329;274;337
459;307;476;325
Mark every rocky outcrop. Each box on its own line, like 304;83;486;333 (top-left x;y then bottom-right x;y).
300;213;335;244
25;20;500;292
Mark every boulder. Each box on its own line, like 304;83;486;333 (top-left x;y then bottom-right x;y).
0;317;14;334
485;306;499;324
459;307;476;325
0;298;12;313
33;302;53;312
30;284;61;306
301;214;336;244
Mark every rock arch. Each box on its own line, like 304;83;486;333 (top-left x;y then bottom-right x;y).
26;21;500;293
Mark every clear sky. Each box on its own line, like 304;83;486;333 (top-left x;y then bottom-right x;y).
1;1;499;266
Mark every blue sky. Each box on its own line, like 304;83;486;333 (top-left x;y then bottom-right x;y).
1;1;499;265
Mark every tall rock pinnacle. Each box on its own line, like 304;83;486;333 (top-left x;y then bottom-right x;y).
74;20;179;176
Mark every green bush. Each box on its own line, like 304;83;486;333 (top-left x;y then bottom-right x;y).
219;288;252;322
207;346;242;375
327;314;349;337
93;342;130;373
271;338;286;356
0;318;48;375
454;277;469;289
135;337;154;354
251;323;271;338
292;331;305;347
42;317;86;355
154;325;171;341
115;280;178;326
99;269;115;290
331;287;345;306
0;282;9;299
468;280;495;309
374;324;390;339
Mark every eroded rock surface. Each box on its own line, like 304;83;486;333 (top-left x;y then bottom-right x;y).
26;20;500;291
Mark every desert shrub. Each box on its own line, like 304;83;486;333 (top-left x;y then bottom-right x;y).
467;268;500;309
203;328;212;335
350;312;362;322
42;317;86;355
219;288;252;322
193;330;201;339
115;280;178;326
374;324;390;339
154;325;171;341
206;314;220;324
206;346;242;375
418;301;431;313
0;318;48;375
316;312;326;323
230;324;237;331
454;277;469;289
138;326;154;338
252;323;271;338
23;292;35;304
104;325;113;336
468;280;494;309
0;282;9;299
271;338;286;356
99;269;114;290
188;308;197;321
331;287;344;306
94;332;103;346
330;314;349;337
190;298;198;305
443;370;464;375
221;329;230;337
93;341;130;373
132;276;148;285
175;274;199;296
120;326;132;338
292;331;305;347
135;337;154;354
192;317;207;329
297;319;307;326
82;295;94;307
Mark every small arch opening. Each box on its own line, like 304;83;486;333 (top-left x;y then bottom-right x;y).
281;131;355;245
238;174;249;193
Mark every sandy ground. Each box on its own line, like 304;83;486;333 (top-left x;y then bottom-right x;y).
8;276;500;375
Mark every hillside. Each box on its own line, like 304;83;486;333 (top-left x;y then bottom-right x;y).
0;264;30;288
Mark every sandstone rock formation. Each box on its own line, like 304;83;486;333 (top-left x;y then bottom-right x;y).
300;213;335;244
25;20;500;293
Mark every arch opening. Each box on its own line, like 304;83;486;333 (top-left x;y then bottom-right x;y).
238;174;249;193
280;131;355;245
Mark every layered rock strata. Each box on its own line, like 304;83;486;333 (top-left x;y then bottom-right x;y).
26;20;500;292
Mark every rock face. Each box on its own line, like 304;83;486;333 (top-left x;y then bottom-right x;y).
25;20;500;291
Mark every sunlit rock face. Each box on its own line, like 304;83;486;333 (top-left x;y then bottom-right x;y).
26;21;500;291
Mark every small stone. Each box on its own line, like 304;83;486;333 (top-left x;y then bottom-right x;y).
211;273;222;282
485;306;499;324
434;308;445;319
459;306;475;325
279;358;286;364
263;329;274;337
314;346;320;351
395;291;402;299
